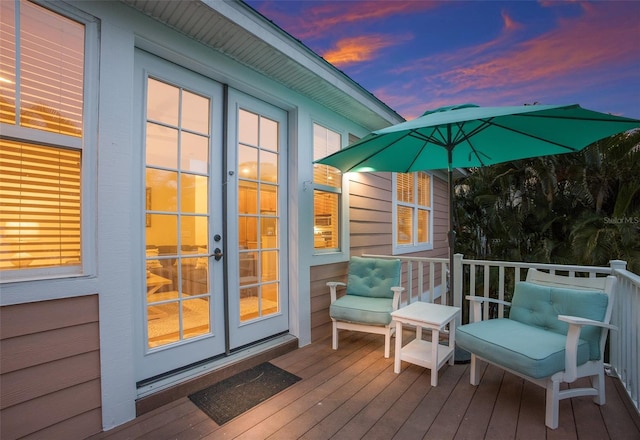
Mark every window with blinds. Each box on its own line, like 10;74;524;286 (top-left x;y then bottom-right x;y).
395;172;432;250
312;123;341;251
0;140;81;268
0;1;85;273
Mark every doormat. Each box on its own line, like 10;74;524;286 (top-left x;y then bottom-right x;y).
188;362;301;425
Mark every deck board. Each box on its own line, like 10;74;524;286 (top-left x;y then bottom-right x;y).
91;332;640;440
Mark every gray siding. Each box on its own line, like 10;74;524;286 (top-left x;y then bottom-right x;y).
0;295;102;439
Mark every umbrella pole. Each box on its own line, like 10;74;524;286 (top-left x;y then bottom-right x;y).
446;138;455;307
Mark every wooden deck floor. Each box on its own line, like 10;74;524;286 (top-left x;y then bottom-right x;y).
94;331;640;440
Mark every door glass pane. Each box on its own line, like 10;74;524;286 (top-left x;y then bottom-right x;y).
237;108;280;323
145;77;211;349
147;78;178;125
182;90;209;134
183;297;211;339
180;174;208;214
181;132;209;174
146;169;177;212
146;123;178;168
238;145;258;180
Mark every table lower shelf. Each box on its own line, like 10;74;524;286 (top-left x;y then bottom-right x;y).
398;338;455;370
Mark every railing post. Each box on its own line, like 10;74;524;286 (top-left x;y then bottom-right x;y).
609;260;627;272
454;253;464;309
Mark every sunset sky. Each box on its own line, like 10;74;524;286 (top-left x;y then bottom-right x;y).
245;1;640;121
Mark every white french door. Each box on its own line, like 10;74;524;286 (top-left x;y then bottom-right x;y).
134;53;290;382
135;51;225;381
226;91;289;350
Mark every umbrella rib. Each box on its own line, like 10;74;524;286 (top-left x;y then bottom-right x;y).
347;131;418;172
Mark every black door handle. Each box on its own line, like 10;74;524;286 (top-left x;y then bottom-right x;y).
213;248;223;261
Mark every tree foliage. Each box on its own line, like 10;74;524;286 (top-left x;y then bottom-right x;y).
455;130;640;273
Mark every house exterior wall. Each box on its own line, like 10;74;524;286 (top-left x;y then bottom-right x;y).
0;295;102;439
0;1;443;434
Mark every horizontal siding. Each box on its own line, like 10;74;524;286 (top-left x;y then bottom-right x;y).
311;172;450;342
0;295;102;439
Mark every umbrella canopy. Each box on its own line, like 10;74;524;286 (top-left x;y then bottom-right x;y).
316;103;640;173
315;103;640;302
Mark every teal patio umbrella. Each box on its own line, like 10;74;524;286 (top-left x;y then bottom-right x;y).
315;103;640;301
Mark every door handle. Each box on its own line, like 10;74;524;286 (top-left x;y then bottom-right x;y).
213;248;223;261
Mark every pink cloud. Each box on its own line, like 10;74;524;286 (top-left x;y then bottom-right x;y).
381;3;640;118
257;1;438;41
323;33;413;66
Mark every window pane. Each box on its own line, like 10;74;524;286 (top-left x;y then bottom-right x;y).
262;282;279;316
239;180;258;215
313;123;342;188
313;164;341;188
238;144;258;180
417;172;431;207
0;0;16;124
260;150;278;183
183;298;210;339
397;173;413;203
259;116;278;152
180;215;207;247
181;90;209;134
146;169;177;212
314;190;339;249
238;109;258;145
19;1;84;137
146;123;178;169
181;132;208;174
146;214;177;249
260;185;277;215
180;174;207;214
0;140;81;269
147;78;179;126
418;209;429;243
261;250;278;282
147;302;180;348
397;205;413;245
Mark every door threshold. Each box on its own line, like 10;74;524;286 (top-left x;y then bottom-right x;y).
135;334;298;416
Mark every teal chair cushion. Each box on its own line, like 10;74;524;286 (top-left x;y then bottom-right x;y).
457;318;591;379
345;256;401;299
330;295;394;326
510;281;608;360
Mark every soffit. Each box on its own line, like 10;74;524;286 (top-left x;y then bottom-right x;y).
119;0;404;131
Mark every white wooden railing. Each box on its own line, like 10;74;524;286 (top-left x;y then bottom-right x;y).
362;253;640;415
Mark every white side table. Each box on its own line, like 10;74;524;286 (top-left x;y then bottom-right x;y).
391;301;461;386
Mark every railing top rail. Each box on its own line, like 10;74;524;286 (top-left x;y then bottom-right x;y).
612;267;640;285
362;254;449;264
460;258;612;275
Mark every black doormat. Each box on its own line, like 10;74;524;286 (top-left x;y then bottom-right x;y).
188;362;301;425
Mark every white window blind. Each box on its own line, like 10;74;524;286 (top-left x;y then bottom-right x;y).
0;140;81;268
312;123;342;251
0;1;85;273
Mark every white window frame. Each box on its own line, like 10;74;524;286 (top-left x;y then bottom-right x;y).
311;121;349;264
0;0;98;283
392;171;434;254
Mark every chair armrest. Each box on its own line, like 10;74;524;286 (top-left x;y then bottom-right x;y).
465;295;511;323
558;315;617;330
327;281;346;303
391;286;405;311
559;314;617;382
